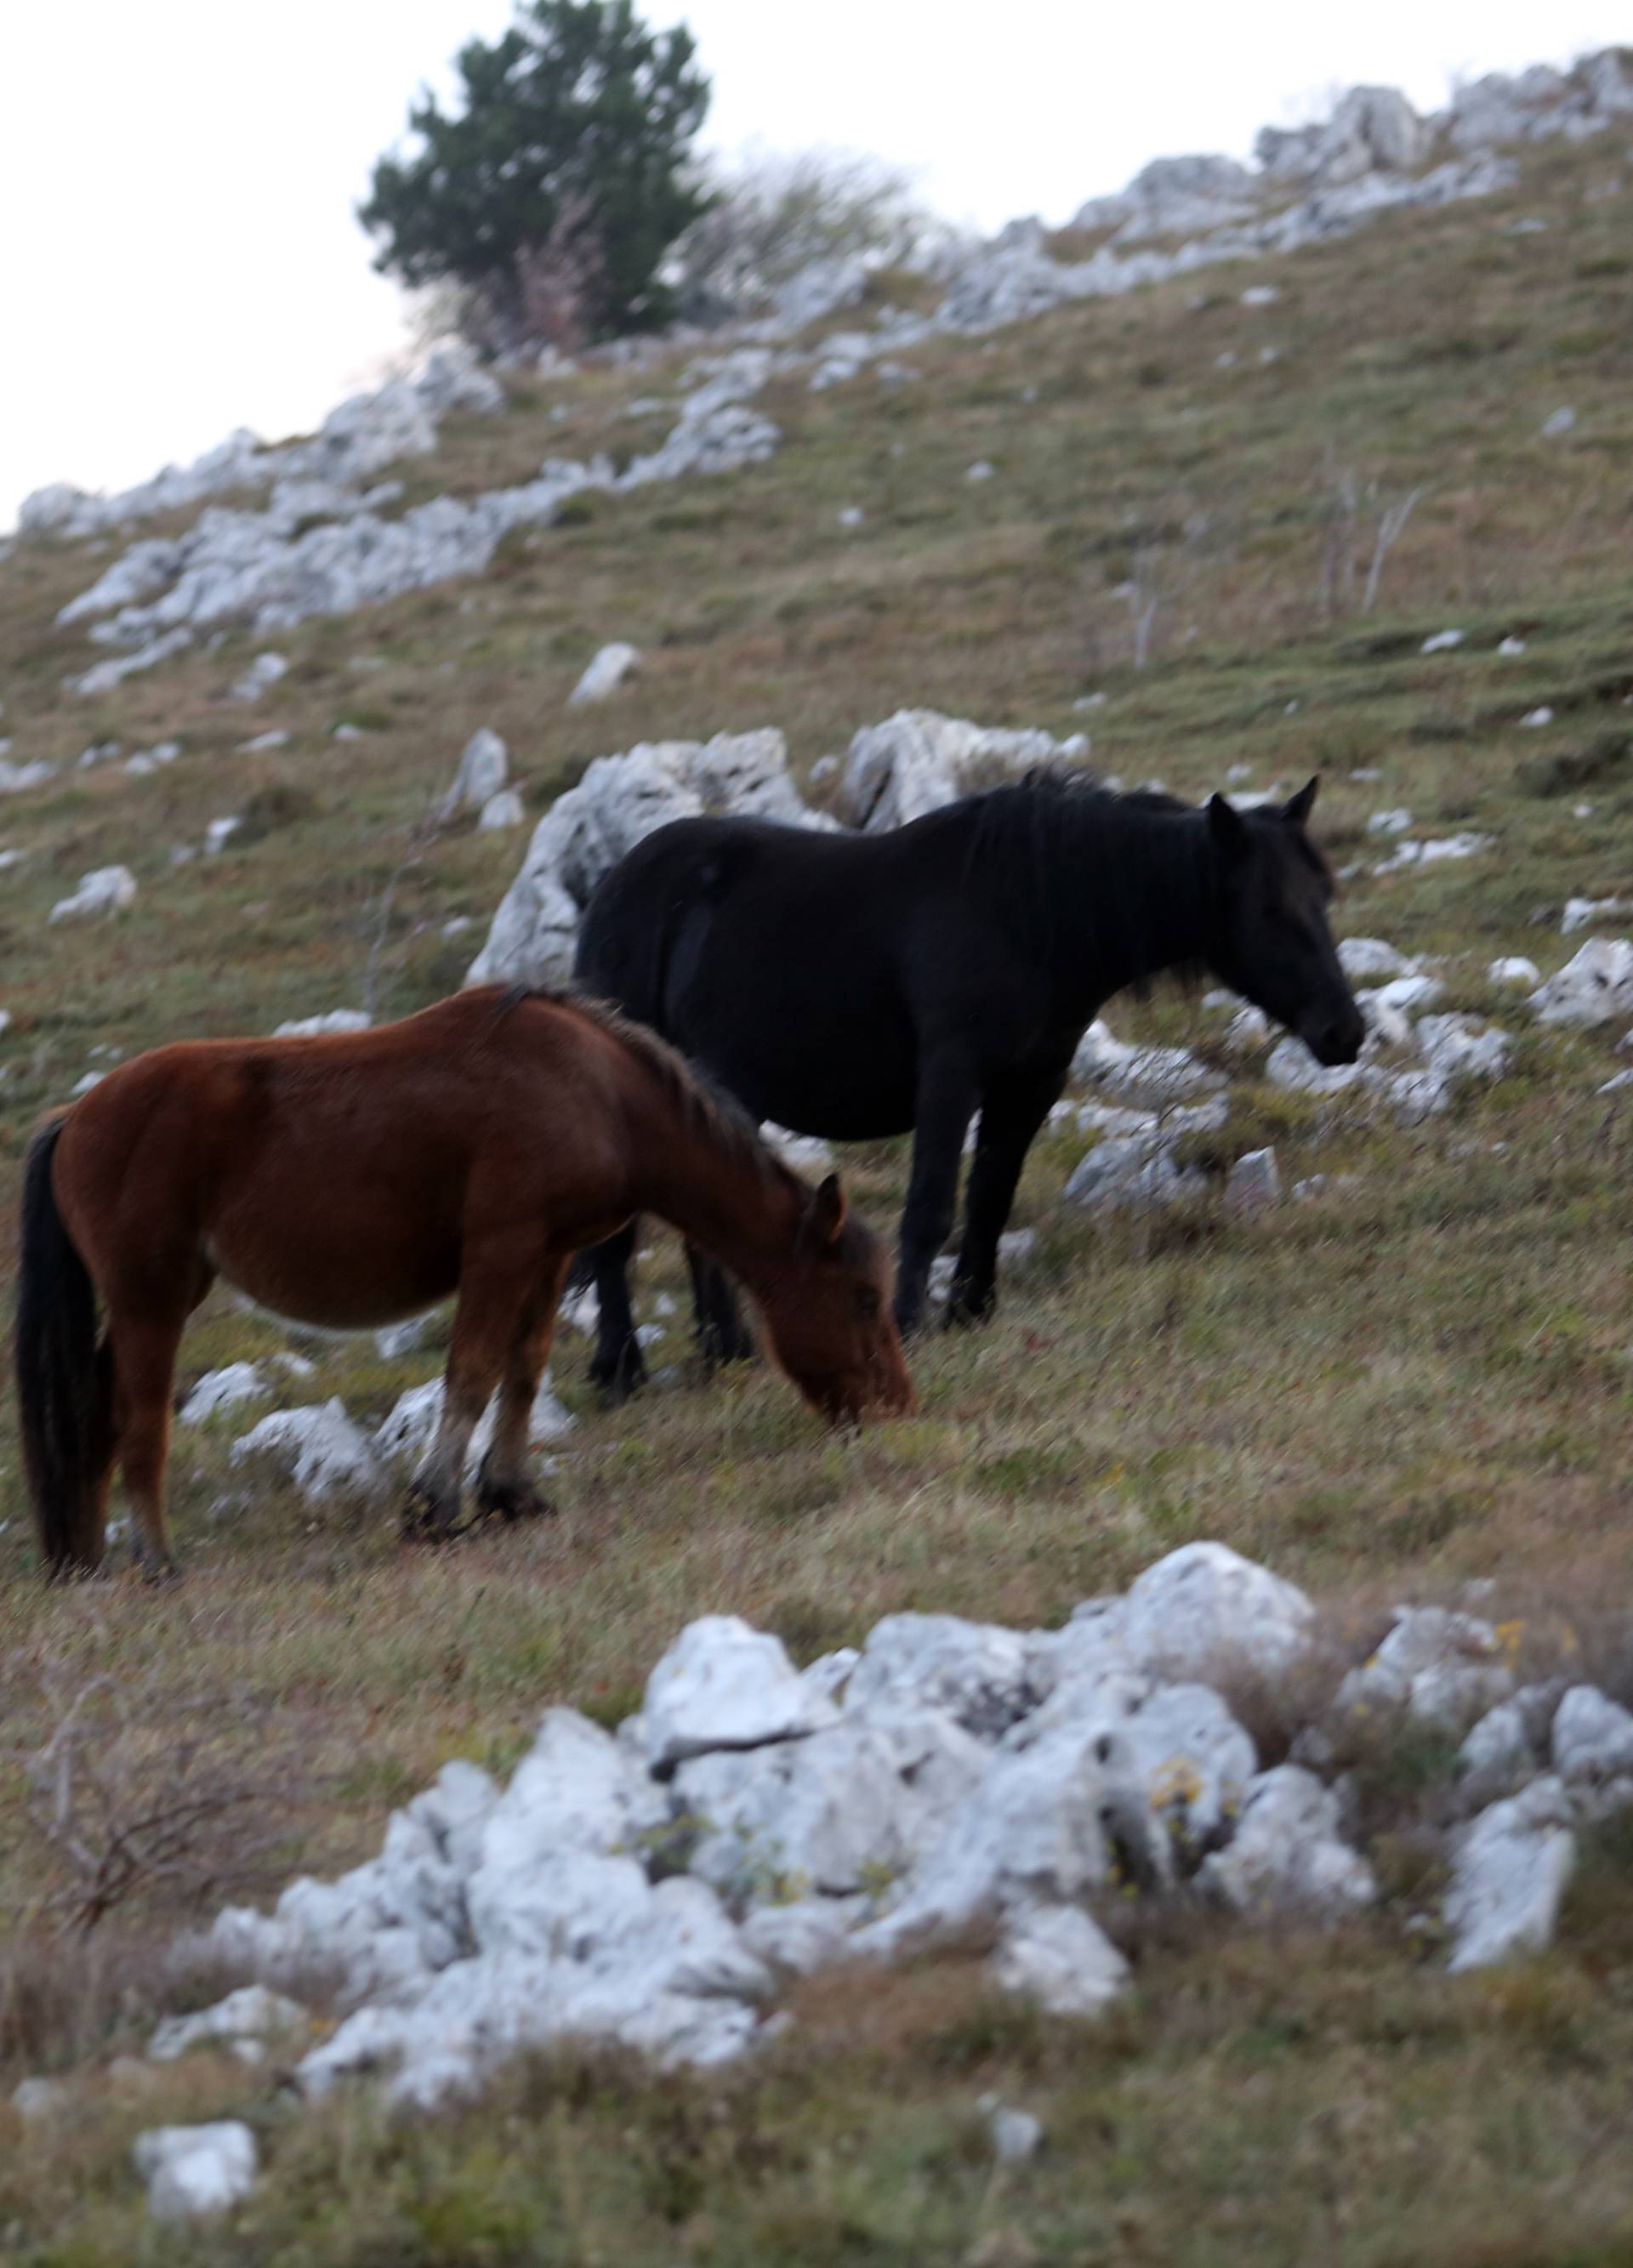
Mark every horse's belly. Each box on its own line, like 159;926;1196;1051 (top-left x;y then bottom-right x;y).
206;1219;458;1332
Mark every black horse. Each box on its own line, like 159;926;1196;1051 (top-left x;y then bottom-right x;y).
573;771;1363;1393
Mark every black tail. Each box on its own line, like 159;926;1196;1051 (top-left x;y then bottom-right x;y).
14;1121;112;1577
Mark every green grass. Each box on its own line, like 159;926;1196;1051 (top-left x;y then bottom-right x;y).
3;127;1633;2262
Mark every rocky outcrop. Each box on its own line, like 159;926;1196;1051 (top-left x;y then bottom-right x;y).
839;709;1089;832
466;727;818;988
162;1541;1631;2121
22;347;504;543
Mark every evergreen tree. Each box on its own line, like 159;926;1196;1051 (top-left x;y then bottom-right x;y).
361;1;711;350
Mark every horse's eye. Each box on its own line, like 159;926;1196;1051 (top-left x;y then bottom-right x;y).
855;1284;881;1318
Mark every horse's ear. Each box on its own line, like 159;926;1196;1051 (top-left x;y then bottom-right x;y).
808;1173;847;1247
1207;793;1250;865
1283;776;1319;827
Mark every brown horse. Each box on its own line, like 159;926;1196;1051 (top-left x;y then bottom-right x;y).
14;985;914;1580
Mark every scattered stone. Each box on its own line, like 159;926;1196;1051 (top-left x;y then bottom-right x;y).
477;789;525;831
1421;629;1465;653
440;728;508;821
376;1317;432;1360
133;2122;258;2222
1528;938;1633;1027
1445;1777;1575;1972
1551;1685;1633;1821
1367;807;1413;835
989;1903;1129;2017
150;1986;308;2064
568;642;641;706
1541;406;1577;437
374;1373;572;1475
230;1399;385;1500
179;1364;272;1425
205;817;241;855
1521;706;1556;728
983;2100;1046;2163
230;651;289;701
11;2077;70;2122
272;1009;371;1037
965;460;996;482
1226;1147;1281;1214
1062;1134;1203;1214
1498;634;1528;657
1562;894;1633;935
1338;935;1414;981
1488;956;1540;986
48;866;137;923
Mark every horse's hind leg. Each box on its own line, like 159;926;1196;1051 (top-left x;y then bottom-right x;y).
475;1263;569;1524
105;1305;193;1581
686;1245;754;1368
587;1222;646;1404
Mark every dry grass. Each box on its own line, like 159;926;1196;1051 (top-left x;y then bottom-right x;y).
1;128;1632;2260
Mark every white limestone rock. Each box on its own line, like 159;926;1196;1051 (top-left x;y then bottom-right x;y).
1488;956;1540;987
839;708;1087;832
1118;1542;1316;1685
1062;1135;1203;1214
1445;1776;1575;1973
133;2122;258;2222
11;2077;71;2122
1416;1014;1511;1084
1226;1146;1281;1213
272;1009;372;1037
1456;1685;1562;1810
373;1373;572;1472
1529;938;1633;1027
641;1616;838;1775
1338;936;1415;981
468;728;816;987
677;1707;987;1904
440;728;508;821
48;866;137;923
149;1985;308;2064
739;1899;859;1980
477;789;526;832
230;651;289;702
1551;1685;1633;1821
989;1901;1129;2017
230;1399;384;1500
843;1613;1038;1738
1265;1036;1367;1096
1335;1607;1512;1736
1198;1765;1375;1915
568;641;641;706
179;1363;272;1425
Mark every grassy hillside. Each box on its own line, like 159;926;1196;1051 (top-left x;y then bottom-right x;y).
2;126;1633;2263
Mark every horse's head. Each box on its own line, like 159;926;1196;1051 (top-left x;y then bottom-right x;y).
1204;778;1365;1067
760;1174;916;1425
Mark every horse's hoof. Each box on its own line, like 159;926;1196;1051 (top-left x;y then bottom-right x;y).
475;1469;555;1523
133;1548;182;1585
401;1486;459;1544
591;1346;647;1405
942;1284;997;1329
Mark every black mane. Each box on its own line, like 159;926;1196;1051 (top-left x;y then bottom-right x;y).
956;766;1215;981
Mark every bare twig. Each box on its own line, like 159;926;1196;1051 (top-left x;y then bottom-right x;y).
1363;485;1424;613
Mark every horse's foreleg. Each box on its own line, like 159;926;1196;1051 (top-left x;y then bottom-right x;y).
895;1054;981;1337
587;1221;646;1405
946;1059;1071;1327
686;1244;754;1368
475;1265;569;1525
409;1259;538;1540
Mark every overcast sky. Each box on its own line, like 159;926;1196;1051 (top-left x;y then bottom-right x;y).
2;1;1626;527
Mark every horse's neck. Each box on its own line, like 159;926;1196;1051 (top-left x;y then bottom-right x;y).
1050;804;1216;1007
624;1079;799;1294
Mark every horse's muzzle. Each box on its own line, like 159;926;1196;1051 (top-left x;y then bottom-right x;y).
1300;1004;1367;1066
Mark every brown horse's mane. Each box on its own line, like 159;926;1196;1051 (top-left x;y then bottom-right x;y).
493;983;797;1196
